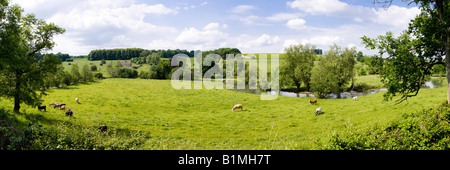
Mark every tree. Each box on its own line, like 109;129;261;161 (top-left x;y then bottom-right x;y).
0;2;65;113
311;45;356;98
81;64;93;82
151;60;173;79
90;65;97;71
363;0;449;104
356;51;365;62
147;52;161;65
70;64;82;83
281;44;316;91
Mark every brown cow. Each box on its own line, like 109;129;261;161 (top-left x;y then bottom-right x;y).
309;99;317;104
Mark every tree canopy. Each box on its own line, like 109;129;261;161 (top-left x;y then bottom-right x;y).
0;1;65;112
311;45;356;98
363;0;449;104
281;44;316;91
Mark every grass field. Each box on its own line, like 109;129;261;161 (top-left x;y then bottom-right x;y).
0;77;446;149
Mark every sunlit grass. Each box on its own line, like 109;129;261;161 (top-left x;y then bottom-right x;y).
0;78;446;149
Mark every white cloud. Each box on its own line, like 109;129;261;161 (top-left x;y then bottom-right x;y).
286;18;306;30
230;5;256;14
266;13;304;22
287;0;348;15
372;5;420;28
38;1;178;54
203;23;220;30
301;36;342;46
237;34;280;51
239;15;263;25
283;39;300;48
175;23;228;45
287;0;421;35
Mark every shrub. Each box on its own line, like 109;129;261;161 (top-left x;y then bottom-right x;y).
94;73;103;79
91;65;98;71
324;104;450;150
352;82;371;92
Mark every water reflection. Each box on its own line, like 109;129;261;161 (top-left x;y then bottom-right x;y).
229;80;444;99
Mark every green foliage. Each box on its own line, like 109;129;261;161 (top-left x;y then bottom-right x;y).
0;108;148;150
202;48;241;60
326;104;450;150
365;55;383;75
81;64;94;82
151;60;173;79
311;45;356;98
362;32;437;104
356;51;365;62
362;1;449;104
94;73;104;79
0;2;65;112
90;65;97;71
281;44;316;91
87;48;144;61
70;64;82;82
432;64;446;77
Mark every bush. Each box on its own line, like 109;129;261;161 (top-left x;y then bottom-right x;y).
94;73;103;79
91;65;98;71
324;104;450;150
352;82;371;92
117;68;138;78
29;122;148;150
358;68;367;76
0;108;148;150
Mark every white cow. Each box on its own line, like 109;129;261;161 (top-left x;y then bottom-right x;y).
75;98;79;104
352;96;358;101
315;107;322;116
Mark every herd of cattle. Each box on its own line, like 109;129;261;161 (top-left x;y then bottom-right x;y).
37;97;108;132
37;97;79;117
230;96;359;116
38;96;360;120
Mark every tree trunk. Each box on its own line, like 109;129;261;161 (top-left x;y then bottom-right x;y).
446;29;450;104
13;75;21;113
436;0;450;104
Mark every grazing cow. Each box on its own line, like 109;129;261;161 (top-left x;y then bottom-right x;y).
232;104;243;112
352;96;358;101
98;125;108;133
315;107;322;116
54;103;65;109
309;99;317;104
60;105;66;110
49;102;56;106
38;105;46;112
75;98;79;104
65;108;73;117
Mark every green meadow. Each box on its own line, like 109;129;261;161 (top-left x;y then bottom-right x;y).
1;78;446;149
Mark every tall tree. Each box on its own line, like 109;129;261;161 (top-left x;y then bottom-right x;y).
70;64;81;83
0;2;65;113
364;0;450;104
81;64;93;82
281;44;316;91
311;45;356;98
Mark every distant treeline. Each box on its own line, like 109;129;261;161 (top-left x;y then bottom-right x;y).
87;48;145;61
87;48;242;61
38;52;86;62
201;48;241;59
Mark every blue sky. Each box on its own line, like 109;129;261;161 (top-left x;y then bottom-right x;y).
12;0;420;55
